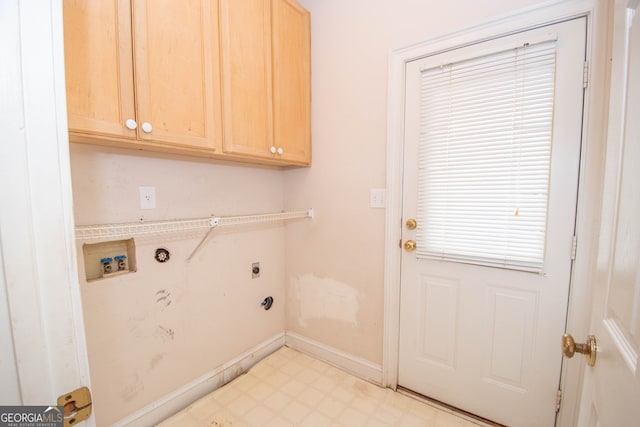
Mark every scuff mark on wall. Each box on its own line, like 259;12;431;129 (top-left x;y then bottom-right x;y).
154;325;175;342
125;315;147;339
289;274;359;328
155;289;172;310
149;352;168;370
120;373;144;402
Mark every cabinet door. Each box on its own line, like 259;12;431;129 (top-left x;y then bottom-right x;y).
272;0;311;165
220;0;274;158
132;0;222;150
63;0;136;139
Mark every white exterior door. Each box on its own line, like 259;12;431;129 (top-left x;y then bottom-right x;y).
577;1;640;425
0;1;94;424
398;19;586;427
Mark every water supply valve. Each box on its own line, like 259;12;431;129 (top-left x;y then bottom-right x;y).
100;257;113;274
114;255;127;271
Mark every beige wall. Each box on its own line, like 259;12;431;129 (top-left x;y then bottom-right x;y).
70;145;286;425
284;0;551;365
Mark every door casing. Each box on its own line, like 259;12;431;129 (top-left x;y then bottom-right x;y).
383;0;612;424
0;0;93;419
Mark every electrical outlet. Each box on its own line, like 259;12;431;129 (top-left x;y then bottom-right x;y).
139;186;156;209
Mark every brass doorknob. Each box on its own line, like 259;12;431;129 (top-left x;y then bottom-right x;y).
406;218;417;230
404;240;417;252
562;334;597;367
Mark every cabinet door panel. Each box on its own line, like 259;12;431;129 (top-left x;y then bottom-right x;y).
272;0;311;165
63;0;136;138
133;0;221;150
220;0;274;158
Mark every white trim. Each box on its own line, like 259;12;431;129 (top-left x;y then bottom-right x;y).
114;332;286;427
556;1;611;425
285;331;383;385
51;0;94;395
0;0;93;416
603;319;638;373
384;1;609;426
0;239;20;404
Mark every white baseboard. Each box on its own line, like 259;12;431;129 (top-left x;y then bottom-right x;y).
114;332;285;427
285;331;383;386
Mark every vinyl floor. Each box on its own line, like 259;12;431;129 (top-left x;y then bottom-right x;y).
159;347;485;427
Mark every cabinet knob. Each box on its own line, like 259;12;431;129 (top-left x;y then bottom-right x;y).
270;146;276;154
141;122;153;133
277;147;284;155
125;119;137;130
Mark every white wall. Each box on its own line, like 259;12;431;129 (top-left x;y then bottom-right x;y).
284;0;552;365
70;144;286;425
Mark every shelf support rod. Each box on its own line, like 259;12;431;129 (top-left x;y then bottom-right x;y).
186;217;220;262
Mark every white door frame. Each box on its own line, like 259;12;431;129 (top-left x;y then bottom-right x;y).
0;0;93;419
383;0;611;424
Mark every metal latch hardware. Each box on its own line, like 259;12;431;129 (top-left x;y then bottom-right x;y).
583;61;589;88
57;386;92;426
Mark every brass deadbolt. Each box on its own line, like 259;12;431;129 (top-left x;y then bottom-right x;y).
404;240;417;252
406;218;417;230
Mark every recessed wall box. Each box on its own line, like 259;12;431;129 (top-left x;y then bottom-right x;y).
82;239;137;281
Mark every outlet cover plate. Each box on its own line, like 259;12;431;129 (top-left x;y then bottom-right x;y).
139;186;156;209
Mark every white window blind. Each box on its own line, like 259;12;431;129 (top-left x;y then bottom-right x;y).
416;40;557;272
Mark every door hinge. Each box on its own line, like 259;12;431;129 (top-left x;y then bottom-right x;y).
571;235;578;260
583;61;589;88
556;389;562;412
58;386;92;426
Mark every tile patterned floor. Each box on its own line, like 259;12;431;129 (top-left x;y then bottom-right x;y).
159;347;483;427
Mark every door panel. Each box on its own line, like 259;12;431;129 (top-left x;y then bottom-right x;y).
416;276;458;369
399;19;586;427
579;1;640;425
485;286;537;390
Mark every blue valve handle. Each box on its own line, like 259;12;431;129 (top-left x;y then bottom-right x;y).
114;255;127;261
100;257;113;264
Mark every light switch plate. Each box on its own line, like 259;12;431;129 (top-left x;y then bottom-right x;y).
370;188;386;209
139;186;156;209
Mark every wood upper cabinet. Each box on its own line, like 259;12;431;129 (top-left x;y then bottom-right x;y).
272;0;311;165
63;0;310;166
63;0;223;152
63;0;136;140
219;0;274;159
220;0;311;165
132;0;222;150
